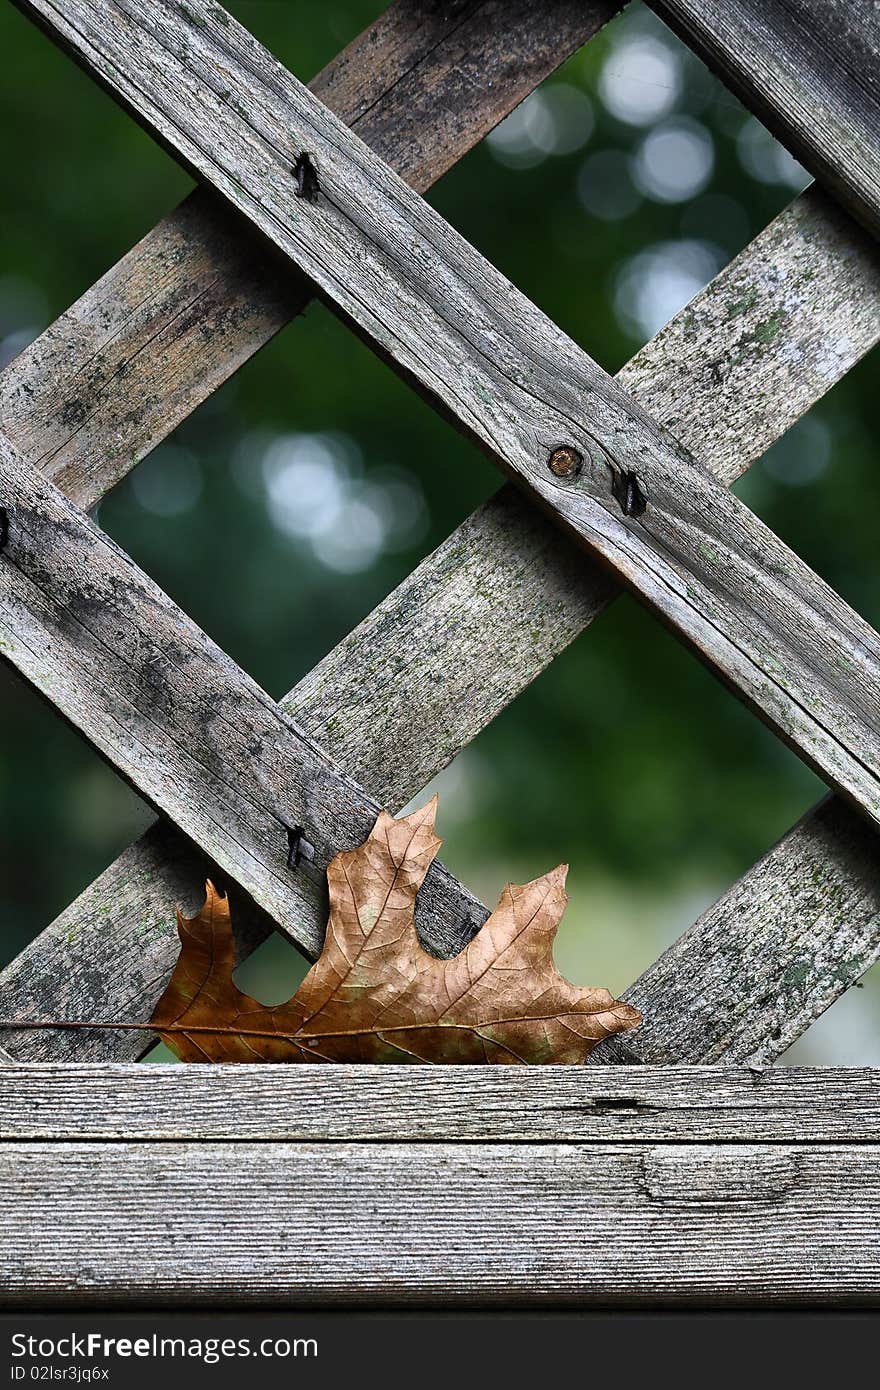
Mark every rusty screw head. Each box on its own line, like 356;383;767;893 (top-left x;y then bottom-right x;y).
547;445;583;479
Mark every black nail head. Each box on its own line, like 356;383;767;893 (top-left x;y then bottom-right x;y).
286;824;316;870
612;470;647;518
293;152;320;202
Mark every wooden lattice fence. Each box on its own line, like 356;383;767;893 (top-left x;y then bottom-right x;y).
1;0;879;1304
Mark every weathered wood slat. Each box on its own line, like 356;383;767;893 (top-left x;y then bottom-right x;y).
3;1138;879;1305
0;433;490;972
593;795;880;1066
653;0;880;239
0;1;616;1056
18;0;880;835
0;0;612;1057
295;188;880;801
1;0;615;507
2;1065;879;1142
5;188;880;1063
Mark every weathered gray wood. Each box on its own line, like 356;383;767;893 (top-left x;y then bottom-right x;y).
1;0;615;508
0;1;618;1057
2;1065;879;1141
18;0;880;834
295;188;880;797
2;1138;879;1305
653;0;880;239
0;432;490;976
6;188;880;1063
593;795;880;1066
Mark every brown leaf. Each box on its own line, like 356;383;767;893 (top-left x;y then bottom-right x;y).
152;798;641;1063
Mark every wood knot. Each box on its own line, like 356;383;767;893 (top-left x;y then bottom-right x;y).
547;446;582;480
643;1146;797;1204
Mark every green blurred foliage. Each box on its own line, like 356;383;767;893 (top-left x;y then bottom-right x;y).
1;2;878;1056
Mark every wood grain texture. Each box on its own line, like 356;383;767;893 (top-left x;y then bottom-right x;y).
2;1064;879;1141
17;0;880;834
593;795;880;1066
295;187;880;800
0;0;615;509
2;1138;879;1305
0;433;490;974
0;0;617;1056
652;0;880;239
5;187;880;1063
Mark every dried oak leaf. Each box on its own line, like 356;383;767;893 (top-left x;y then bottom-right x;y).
152;797;641;1063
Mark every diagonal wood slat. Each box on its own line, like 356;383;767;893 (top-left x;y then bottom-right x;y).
4;187;879;1063
18;0;880;835
0;431;491;965
2;0;616;507
652;0;880;239
0;0;617;1059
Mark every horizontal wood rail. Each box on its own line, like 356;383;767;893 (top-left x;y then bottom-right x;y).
17;0;880;836
8;1141;878;1305
1;1064;878;1142
1;1067;879;1306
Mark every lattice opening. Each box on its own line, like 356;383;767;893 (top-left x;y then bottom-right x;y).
434;2;810;367
0;666;150;966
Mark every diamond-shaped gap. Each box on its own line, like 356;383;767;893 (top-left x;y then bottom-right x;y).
0;2;191;368
407;590;825;1005
430;0;810;373
733;351;880;628
96;300;501;699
